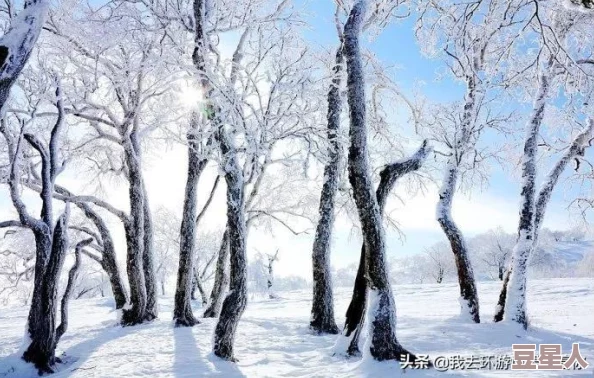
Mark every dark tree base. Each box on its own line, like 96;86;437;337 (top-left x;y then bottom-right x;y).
22;347;61;375
121;310;151;327
213;350;238;363
174;314;200;327
203;308;217;318
493;269;510;322
309;319;339;335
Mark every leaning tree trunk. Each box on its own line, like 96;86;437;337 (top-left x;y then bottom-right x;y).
204;228;229;318
194;270;209;306
342;2;417;361
338;141;430;356
77;202;128;309
174;118;209;326
310;45;344;335
495;117;594;325
121;139;148;326
56;238;93;343
494;69;550;326
23;213;69;374
436;161;480;323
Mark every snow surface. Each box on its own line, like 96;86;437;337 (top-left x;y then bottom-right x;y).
1;278;593;377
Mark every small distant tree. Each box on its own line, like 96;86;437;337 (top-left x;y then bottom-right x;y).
424;243;456;284
266;250;280;299
470;228;514;281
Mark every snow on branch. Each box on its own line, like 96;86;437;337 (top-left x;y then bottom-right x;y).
0;0;48;111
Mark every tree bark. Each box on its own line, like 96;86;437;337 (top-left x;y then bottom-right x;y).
496;115;594;325
76;202;128;309
23;213;69;374
174;118;209;326
310;45;344;335
203;228;229;318
56;238;93;343
342;1;423;361
339;140;430;356
192;0;247;360
436;162;480;323
212;128;248;361
142;183;158;321
494;69;550;327
195;270;209;306
121;139;148;326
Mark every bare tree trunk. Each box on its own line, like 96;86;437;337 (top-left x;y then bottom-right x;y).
195;272;209;306
76;202;128;309
310;45;344;335
338;140;430;356
204;228;229;318
174;120;209;326
497;115;594;326
23;213;69;374
141;183;158;321
56;238;93;343
121;139;147;326
212;127;248;361
436;162;480;323
342;2;421;361
495;69;550;327
266;250;279;300
192;0;248;360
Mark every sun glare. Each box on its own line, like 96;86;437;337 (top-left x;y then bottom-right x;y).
179;83;204;110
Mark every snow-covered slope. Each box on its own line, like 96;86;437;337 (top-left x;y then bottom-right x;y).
0;278;593;377
548;240;594;264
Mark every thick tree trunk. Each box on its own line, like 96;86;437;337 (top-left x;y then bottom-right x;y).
23;213;69;374
192;0;247;360
77;202;128;309
436;162;480;323
310;46;344;335
342;2;420;361
121;140;148;326
174;121;209;326
212;127;248;361
204;229;229;318
495;70;550;327
338;141;430;356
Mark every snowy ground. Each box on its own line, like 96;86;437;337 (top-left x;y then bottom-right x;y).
0;278;593;377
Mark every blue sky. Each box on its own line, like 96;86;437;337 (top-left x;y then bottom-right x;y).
278;0;592;273
0;0;590;279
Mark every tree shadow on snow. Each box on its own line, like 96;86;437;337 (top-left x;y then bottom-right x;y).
402;316;594;361
173;326;246;378
52;322;136;377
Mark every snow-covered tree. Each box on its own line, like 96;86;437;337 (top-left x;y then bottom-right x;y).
495;3;594;326
0;79;75;373
469;228;514;281
416;0;527;323
337;0;428;362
